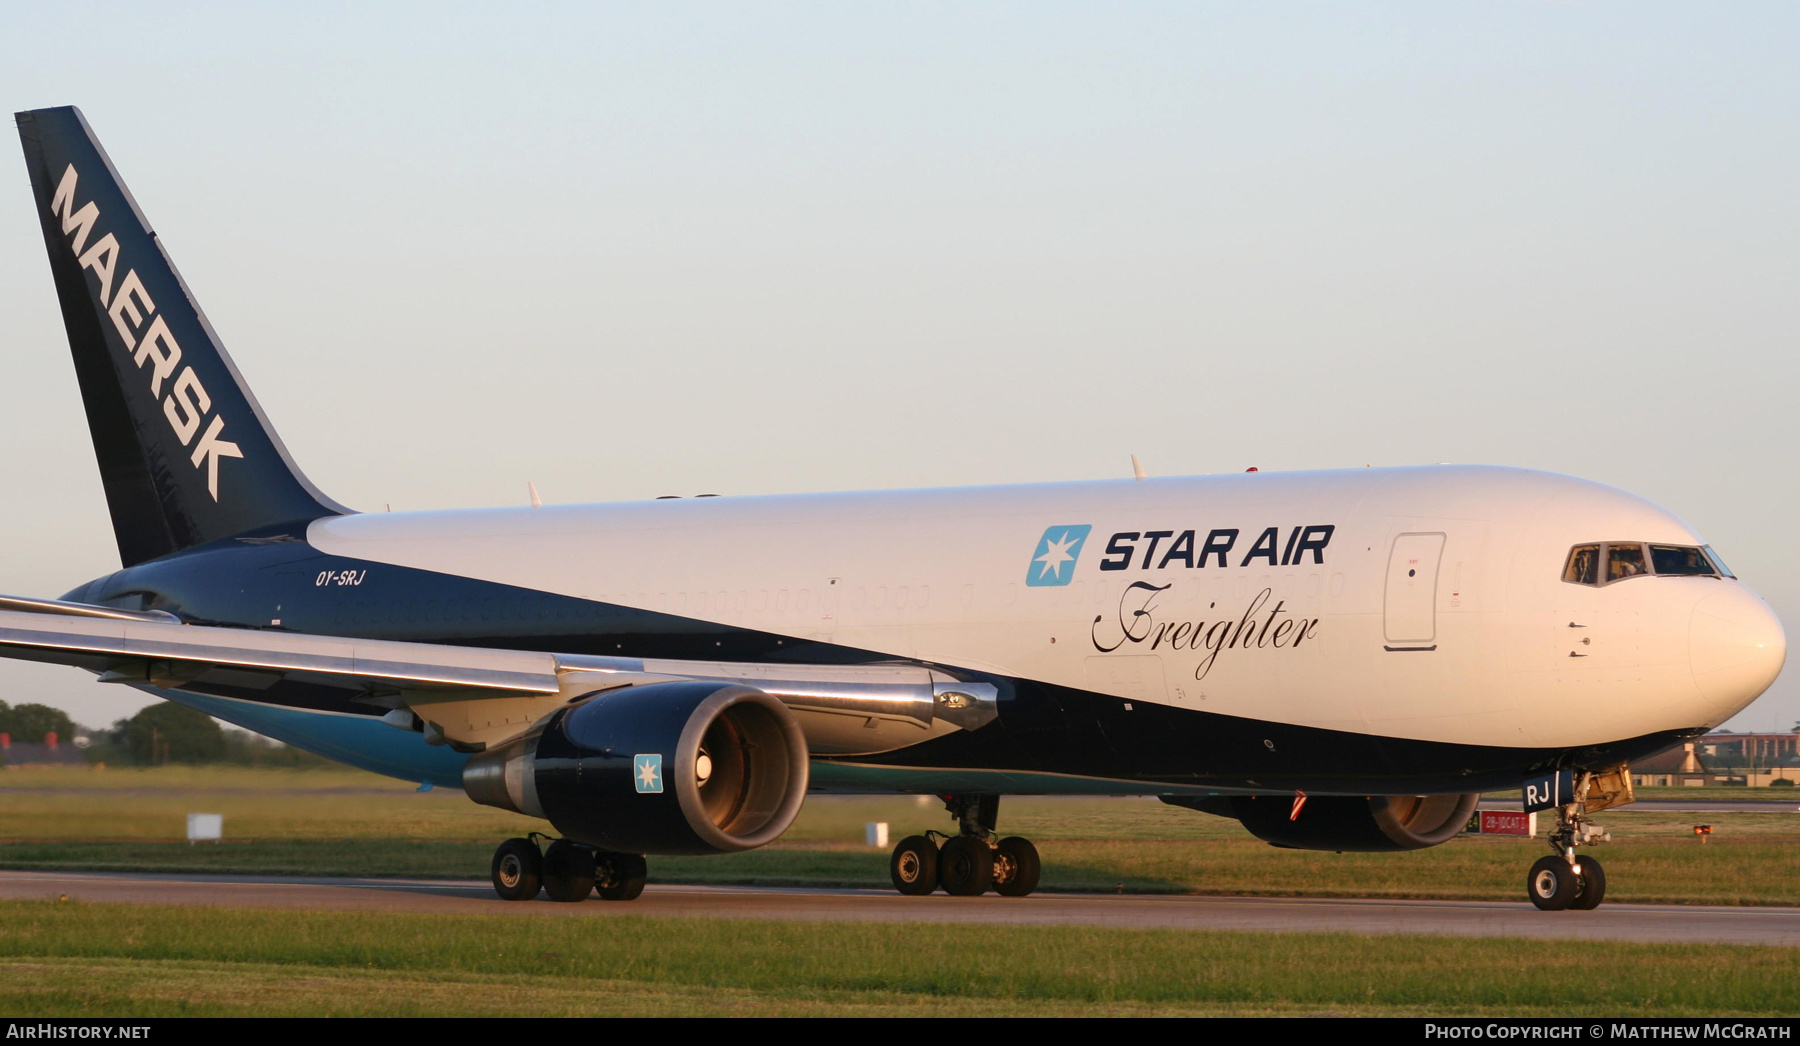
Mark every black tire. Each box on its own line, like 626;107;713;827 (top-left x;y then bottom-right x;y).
889;835;939;896
1527;855;1578;911
491;837;543;901
992;836;1041;897
595;852;648;901
1568;856;1607;910
939;836;994;897
543;839;596;903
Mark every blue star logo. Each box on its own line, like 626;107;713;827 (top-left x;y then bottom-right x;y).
633;754;663;793
1026;525;1092;587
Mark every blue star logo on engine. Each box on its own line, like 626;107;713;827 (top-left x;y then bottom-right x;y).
634;754;663;793
1026;525;1092;587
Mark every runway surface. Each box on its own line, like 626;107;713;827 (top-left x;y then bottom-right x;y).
3;869;1796;946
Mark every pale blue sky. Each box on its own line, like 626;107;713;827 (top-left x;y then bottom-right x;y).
1;3;1795;732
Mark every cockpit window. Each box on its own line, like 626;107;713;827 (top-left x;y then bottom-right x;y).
1563;545;1600;585
1651;545;1714;576
1606;543;1646;581
1563;541;1727;586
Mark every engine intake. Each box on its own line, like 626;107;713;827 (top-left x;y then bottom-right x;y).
464;681;809;855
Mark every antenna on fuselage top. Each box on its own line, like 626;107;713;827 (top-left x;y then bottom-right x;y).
528;481;543;509
1130;454;1148;481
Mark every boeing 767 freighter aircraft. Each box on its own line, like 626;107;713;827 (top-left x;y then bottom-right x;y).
3;106;1785;909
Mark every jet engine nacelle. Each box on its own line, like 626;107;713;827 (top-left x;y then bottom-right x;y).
1169;793;1481;852
463;681;810;855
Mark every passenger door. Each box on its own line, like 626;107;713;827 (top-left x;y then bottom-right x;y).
1384;532;1445;651
816;577;841;642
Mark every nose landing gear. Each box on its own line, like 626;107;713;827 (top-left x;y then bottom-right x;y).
886;795;1042;898
1527;853;1606;910
1524;765;1627;911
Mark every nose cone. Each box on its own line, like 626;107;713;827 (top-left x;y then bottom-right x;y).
1690;585;1787;719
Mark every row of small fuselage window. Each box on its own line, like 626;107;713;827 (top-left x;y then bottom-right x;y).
1562;542;1733;587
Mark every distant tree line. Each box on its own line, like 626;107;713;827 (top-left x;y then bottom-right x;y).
1;698;334;768
101;702;335;767
0;701;77;745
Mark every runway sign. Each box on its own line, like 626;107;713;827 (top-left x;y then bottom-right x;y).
1477;810;1535;836
187;813;222;843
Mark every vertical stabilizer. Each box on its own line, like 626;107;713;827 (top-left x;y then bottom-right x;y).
16;106;348;566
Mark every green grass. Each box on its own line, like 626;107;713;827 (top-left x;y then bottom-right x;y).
0;764;552;840
4;766;1799;904
4;767;1798;1015
0;899;1795;1016
10;766;1793;841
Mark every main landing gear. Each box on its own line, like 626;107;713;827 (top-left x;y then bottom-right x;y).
889;794;1042;898
1524;768;1625;911
490;835;648;902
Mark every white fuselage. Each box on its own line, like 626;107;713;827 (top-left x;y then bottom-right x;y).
307;464;1786;752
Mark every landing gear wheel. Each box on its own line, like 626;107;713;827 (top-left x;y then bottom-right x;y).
1568;856;1607;910
890;835;940;896
491;837;542;901
542;839;595;902
594;852;648;901
1527;855;1579;911
938;835;994;896
991;836;1041;897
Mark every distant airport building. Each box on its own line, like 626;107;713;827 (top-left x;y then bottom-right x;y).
1703;731;1800;767
1700;732;1800;787
0;730;86;768
1632;741;1715;787
1633;733;1800;787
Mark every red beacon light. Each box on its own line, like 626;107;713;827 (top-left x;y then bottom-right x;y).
1245;467;1258;473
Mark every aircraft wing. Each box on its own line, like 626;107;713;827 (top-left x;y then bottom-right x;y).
0;594;996;756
